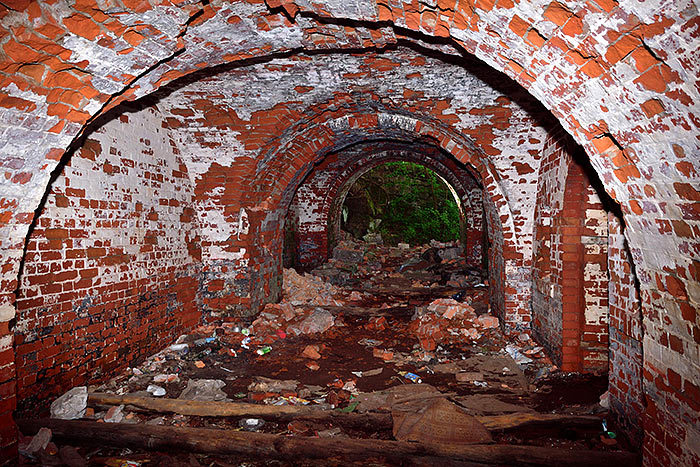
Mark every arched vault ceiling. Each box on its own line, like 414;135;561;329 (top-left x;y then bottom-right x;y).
157;47;551;261
0;0;698;294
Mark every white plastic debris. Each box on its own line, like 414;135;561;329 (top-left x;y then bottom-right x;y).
50;386;87;420
168;343;189;354
23;427;52;455
238;418;264;431
147;385;166;397
505;344;533;365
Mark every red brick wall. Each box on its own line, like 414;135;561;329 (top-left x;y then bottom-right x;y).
483;187;506;325
14;107;202;410
559;160;587;371
579;183;609;371
464;187;486;268
0;322;15;461
608;213;644;447
532;131;569;363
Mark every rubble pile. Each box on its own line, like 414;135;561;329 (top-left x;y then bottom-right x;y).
283;268;345;306
244;303;336;346
312;239;485;292
408;298;504;351
21;238;625;467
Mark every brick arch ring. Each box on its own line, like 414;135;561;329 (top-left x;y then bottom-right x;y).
284;139;483;269
243;109;530;329
317;143;483;269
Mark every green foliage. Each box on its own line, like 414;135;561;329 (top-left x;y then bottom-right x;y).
343;161;461;245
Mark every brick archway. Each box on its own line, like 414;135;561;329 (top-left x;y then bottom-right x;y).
0;1;689;314
285;140;484;270
241;109;528;332
326;148;483;269
0;1;697;463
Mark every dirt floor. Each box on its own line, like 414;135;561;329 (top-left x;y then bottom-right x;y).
18;240;637;467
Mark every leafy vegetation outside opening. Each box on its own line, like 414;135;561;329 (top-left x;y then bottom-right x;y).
341;162;462;246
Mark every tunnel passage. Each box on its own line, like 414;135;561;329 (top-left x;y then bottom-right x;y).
12;43;616;424
284;140;485;273
12;45;551;416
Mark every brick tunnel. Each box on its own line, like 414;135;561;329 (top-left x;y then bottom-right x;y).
0;0;698;465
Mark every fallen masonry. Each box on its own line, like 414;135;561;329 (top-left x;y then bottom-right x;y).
16;241;637;466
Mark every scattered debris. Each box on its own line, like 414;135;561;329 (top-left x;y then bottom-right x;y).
318;427;342;438
153;374;178;384
373;348;394;361
299;308;335;334
398;371;422;384
103;405;125;423
248;377;299;394
392;397;493;446
22;427;52;456
146;385;166;397
477;314;499;329
505;344;534;366
456;372;484;383
168;343;189;355
284;268;344;306
302;345;321;360
238;418;265;431
50;387;88;420
29;239;625;466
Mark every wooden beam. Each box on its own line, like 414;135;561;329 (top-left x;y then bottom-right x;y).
18;419;639;467
88;393;392;430
89;393;602;432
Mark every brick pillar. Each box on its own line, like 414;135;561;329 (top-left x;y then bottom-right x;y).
560;163;586;372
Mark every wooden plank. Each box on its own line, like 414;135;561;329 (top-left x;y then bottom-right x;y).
477;412;602;431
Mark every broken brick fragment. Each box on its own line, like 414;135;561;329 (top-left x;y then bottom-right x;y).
372;348;394;361
302;345;321;360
